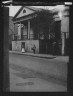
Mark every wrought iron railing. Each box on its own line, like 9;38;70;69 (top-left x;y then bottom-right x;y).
14;35;21;40
29;34;34;40
21;35;28;40
14;34;34;40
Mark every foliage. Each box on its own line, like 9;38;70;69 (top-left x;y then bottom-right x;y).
33;10;54;40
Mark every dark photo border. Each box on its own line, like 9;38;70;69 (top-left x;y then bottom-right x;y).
0;0;73;95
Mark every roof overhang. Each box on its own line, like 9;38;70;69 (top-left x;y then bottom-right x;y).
13;13;38;24
12;6;44;21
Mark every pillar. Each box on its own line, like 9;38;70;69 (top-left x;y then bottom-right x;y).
28;20;30;39
20;22;21;40
13;23;15;40
62;32;65;55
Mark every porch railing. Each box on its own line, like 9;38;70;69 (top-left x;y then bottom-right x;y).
21;35;28;40
14;35;21;40
21;34;34;40
14;34;34;40
29;34;34;40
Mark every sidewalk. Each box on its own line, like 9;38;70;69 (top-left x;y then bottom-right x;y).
9;50;56;59
9;50;69;62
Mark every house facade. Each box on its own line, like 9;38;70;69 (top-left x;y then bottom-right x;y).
12;6;69;55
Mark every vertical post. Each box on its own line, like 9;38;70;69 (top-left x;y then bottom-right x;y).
49;28;50;40
62;32;65;55
13;23;15;40
20;22;21;40
28;20;30;39
3;7;9;92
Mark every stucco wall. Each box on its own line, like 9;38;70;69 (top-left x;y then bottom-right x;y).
12;40;39;53
12;41;21;51
23;25;28;35
17;24;21;39
25;40;39;53
30;28;33;35
61;16;69;33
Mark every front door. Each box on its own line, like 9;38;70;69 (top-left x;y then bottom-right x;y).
21;42;25;49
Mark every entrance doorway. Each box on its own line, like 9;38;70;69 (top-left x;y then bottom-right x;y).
21;42;25;49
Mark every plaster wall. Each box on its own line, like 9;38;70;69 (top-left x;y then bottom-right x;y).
12;40;39;53
12;41;21;51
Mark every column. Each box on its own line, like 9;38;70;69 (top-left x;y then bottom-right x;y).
13;23;15;40
62;32;65;55
20;22;21;40
28;20;30;39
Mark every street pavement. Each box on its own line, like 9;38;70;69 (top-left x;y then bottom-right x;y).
9;52;68;92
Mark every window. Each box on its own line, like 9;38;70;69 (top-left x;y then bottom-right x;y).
23;9;26;13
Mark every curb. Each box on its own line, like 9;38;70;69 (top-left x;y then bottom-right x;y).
9;51;56;59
